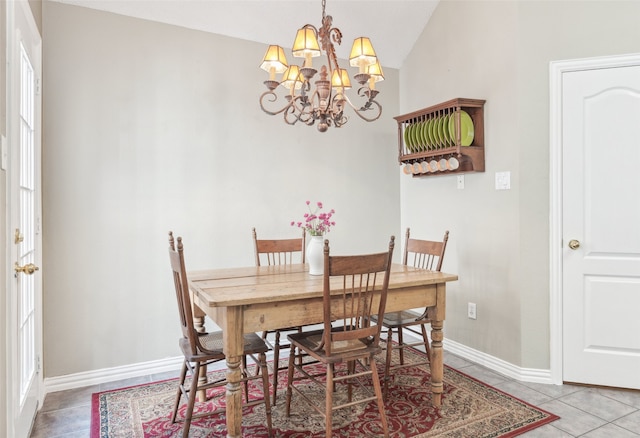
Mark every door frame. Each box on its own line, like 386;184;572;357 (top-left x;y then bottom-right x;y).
549;52;640;386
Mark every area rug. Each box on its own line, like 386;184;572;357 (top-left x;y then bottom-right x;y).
91;348;558;437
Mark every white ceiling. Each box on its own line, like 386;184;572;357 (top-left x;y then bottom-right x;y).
49;0;439;69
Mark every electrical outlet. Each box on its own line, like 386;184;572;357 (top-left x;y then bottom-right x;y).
457;175;465;189
467;302;477;320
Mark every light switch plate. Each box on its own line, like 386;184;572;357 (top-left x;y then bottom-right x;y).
495;171;511;190
457;175;464;189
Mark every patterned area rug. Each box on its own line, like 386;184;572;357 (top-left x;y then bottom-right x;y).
91;348;558;437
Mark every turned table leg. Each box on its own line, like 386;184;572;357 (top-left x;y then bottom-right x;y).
224;307;244;438
429;319;444;407
427;283;446;408
193;305;207;402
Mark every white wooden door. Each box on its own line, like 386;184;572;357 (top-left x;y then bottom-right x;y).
7;1;43;436
561;59;640;389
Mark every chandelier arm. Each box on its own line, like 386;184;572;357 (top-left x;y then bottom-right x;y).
297;104;317;126
259;91;296;116
283;106;302;126
331;111;348;127
282;100;303;125
284;94;316;125
340;92;383;122
290;94;316;126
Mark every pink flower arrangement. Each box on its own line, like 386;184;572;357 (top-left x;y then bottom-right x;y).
291;201;336;236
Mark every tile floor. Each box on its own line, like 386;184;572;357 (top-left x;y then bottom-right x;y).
30;351;640;437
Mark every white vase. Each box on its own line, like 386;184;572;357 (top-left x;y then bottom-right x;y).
306;235;324;276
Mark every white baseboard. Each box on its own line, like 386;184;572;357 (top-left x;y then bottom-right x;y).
43;338;554;396
43;350;279;395
43;356;184;394
444;338;554;384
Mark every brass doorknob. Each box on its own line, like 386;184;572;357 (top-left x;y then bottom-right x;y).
15;262;39;275
568;239;580;250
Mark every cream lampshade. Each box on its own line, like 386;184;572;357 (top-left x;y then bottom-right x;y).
331;68;352;90
260;45;288;80
367;61;384;89
280;65;304;93
349;37;377;73
292;27;321;68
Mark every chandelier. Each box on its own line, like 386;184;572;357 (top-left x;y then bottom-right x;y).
259;0;384;132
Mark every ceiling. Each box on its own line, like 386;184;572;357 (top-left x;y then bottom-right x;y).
49;0;439;69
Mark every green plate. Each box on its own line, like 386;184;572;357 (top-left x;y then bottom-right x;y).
429;116;438;149
436;116;445;148
409;122;418;151
449;113;458;142
434;116;444;148
416;121;427;152
442;114;452;146
440;115;449;147
449;110;475;146
404;123;413;152
439;116;448;147
423;120;431;150
415;122;424;152
421;121;430;151
423;119;433;150
430;117;439;149
412;122;420;151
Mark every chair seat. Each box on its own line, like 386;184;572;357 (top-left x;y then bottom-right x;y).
179;332;269;362
371;310;429;328
288;329;381;364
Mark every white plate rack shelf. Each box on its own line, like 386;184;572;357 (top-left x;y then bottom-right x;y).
395;98;485;177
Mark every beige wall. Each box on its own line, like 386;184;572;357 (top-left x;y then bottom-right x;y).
41;2;400;378
401;0;640;369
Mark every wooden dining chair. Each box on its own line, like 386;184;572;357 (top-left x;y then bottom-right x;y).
285;236;395;438
253;227;306;267
252;227;307;406
168;232;273;438
371;228;449;398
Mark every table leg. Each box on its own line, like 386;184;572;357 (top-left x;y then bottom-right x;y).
429;319;444;407
193;304;207;402
427;283;446;408
224;307;244;438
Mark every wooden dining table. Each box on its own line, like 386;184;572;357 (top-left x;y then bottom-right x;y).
188;263;458;438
